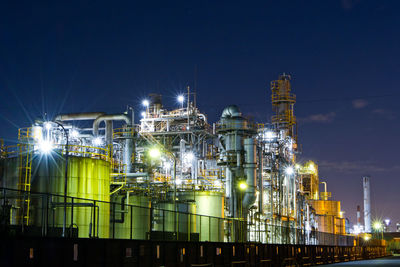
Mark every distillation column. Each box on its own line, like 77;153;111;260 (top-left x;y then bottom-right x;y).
363;176;371;233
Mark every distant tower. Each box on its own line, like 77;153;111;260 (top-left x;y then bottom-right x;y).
363;176;371;233
357;205;361;227
271;73;297;142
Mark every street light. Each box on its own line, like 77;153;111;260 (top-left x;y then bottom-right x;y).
46;121;70;238
373;221;383;240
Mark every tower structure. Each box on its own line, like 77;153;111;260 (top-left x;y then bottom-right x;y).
363;176;371;233
271;74;297;142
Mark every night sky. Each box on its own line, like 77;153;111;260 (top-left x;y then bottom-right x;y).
1;1;399;229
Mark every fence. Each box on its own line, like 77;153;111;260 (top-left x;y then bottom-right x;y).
0;187;355;246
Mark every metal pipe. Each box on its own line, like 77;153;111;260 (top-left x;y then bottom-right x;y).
92;114;132;171
55;112;105;121
242;138;257;210
320;181;327;200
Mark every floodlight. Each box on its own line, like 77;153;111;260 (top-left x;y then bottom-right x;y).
177;95;184;103
285;166;294;175
149;147;161;159
238;181;248;191
142;99;149;107
38;140;53;154
93;137;103;146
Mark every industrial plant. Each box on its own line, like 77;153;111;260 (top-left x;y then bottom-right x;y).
1;74;350;244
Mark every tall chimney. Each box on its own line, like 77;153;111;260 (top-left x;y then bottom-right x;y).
357;205;361;227
363;176;371;232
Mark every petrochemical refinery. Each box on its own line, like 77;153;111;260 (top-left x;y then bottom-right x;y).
0;74;347;243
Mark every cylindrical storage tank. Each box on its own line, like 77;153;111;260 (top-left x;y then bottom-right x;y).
31;155;110;238
178;191;225;242
152;201;196;241
110;193;151;240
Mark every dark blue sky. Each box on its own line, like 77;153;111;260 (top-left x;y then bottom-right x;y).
1;0;399;228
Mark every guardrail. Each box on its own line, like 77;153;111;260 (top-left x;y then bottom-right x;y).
0;187;355;246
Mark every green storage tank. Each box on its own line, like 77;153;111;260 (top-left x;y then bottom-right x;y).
0;154;111;238
31;155;111;238
178;191;225;242
110;193;151;240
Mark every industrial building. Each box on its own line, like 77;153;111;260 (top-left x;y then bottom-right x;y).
0;74;347;244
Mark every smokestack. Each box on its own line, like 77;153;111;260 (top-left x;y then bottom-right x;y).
357;205;361;227
363;176;371;233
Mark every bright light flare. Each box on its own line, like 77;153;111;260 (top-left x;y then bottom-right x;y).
214;180;221;187
93;137;103;146
238;181;248;191
141;111;146;118
285;166;294;175
265;131;275;139
38;140;53;154
177;95;184;103
142;99;149;107
373;221;383;231
175;179;182;185
44;122;52;130
384;219;391;226
149;147;161;159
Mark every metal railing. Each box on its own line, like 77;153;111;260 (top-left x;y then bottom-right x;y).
0;187;355;246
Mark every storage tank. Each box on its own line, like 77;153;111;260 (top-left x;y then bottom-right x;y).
110;193;151;240
152;201;197;241
178;191;225;242
0;154;111;238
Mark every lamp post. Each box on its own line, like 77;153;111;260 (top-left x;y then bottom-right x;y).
373;221;383;240
53;121;69;238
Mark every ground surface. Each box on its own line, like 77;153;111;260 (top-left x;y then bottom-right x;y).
319;256;400;266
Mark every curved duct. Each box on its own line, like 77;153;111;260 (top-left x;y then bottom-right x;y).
55;112;105;121
92;114;133;173
221;105;242;118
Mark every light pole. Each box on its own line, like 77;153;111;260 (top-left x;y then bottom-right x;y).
373;221;383;240
53;121;69;238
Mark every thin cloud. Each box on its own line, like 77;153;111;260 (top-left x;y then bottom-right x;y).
300;112;336;123
352;99;368;109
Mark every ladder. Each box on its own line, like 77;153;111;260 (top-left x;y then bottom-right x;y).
16;128;33;226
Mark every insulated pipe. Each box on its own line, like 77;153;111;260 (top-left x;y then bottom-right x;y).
55;112;105;121
92;114;132;172
242;138;257;210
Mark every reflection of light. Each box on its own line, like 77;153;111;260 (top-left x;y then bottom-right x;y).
38;140;53;154
363;234;370;241
265;131;274;139
285;166;294;175
177;95;184;103
149;148;161;159
176;179;182;185
70;129;79;138
93;137;103;146
141;111;146;118
238;181;247;191
142;100;149;107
